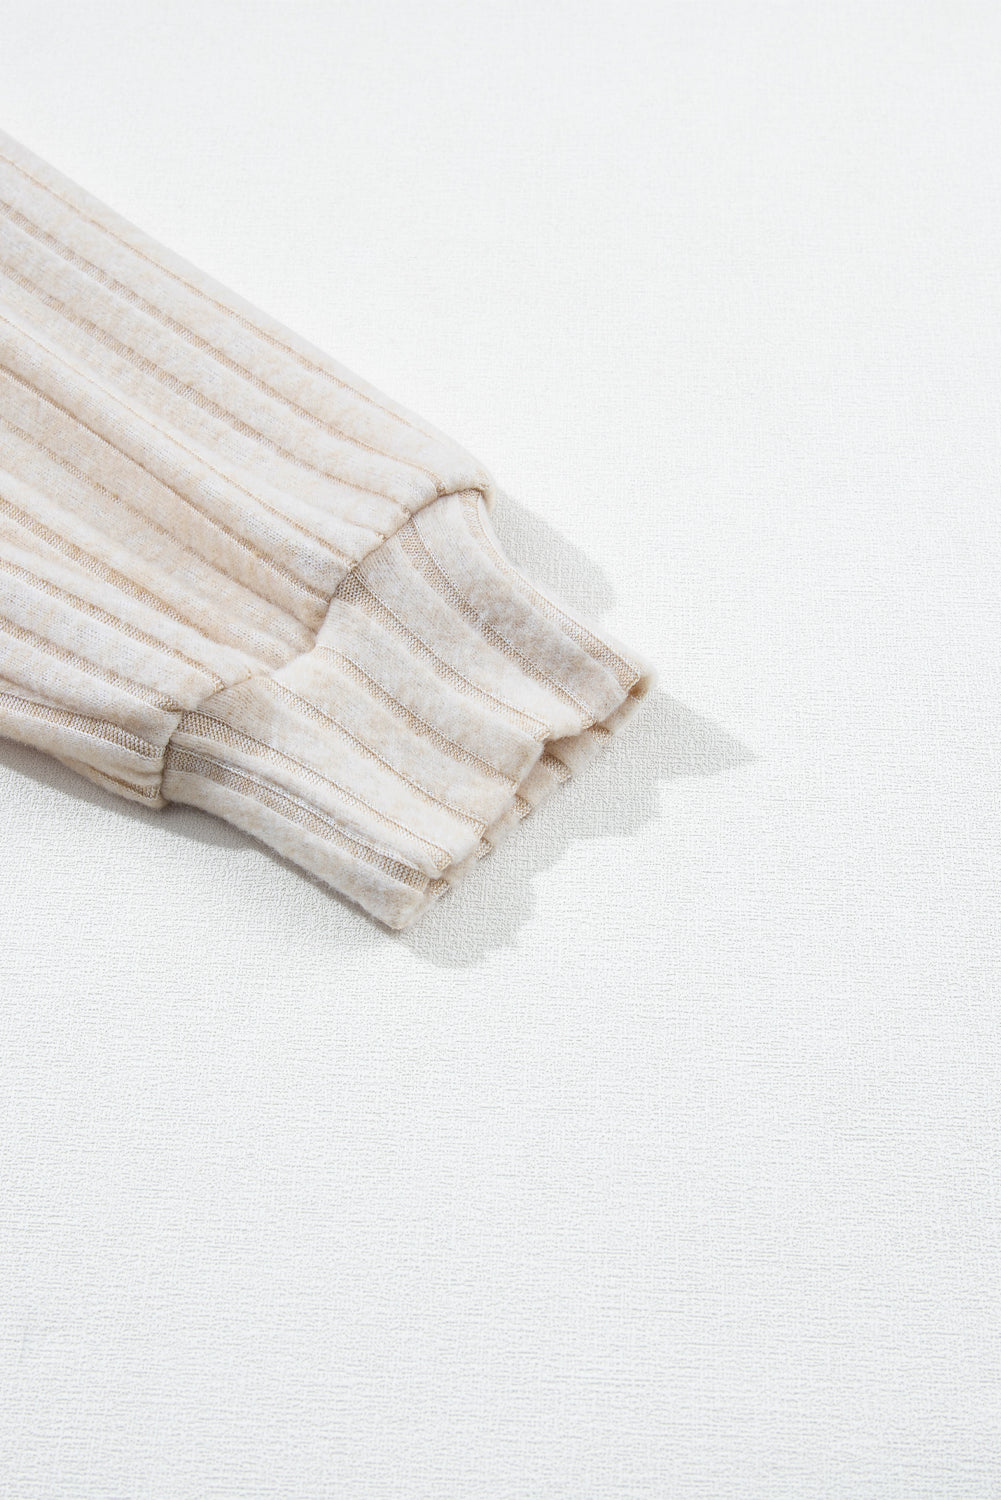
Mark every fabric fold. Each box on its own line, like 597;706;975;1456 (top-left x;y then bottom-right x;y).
0;126;653;927
162;490;652;927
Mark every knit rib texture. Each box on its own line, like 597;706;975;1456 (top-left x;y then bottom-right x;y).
0;128;652;928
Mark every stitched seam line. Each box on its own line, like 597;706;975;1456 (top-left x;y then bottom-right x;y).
0;325;349;590
0;147;449;448
0;358;331;606
0;259;413;515
459;492;643;692
313;645;516;788
60;757;162;801
163;745;429;893
539;751;572;783
0;689;161;757
3;397;314;617
261;676;486;833
0;541;227;691
335;570;550;740
401;516;593;719
0;612;183;712
0;482;214;634
175;709;452;871
0;421;308;658
0;196;446;495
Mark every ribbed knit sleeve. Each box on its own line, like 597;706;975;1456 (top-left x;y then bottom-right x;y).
0;128;652;928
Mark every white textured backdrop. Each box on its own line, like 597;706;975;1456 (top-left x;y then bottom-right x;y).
1;3;999;1496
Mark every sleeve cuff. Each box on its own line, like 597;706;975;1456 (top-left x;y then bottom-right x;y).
161;490;653;928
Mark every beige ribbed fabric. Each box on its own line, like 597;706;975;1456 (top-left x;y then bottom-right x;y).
0;128;652;928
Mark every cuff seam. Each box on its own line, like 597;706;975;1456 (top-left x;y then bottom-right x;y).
160;488;652;927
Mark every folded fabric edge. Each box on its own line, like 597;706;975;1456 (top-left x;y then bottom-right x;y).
160;490;654;928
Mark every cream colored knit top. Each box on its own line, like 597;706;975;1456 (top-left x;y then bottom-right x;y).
0;129;651;928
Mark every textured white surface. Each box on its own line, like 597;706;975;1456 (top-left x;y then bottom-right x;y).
1;3;999;1496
